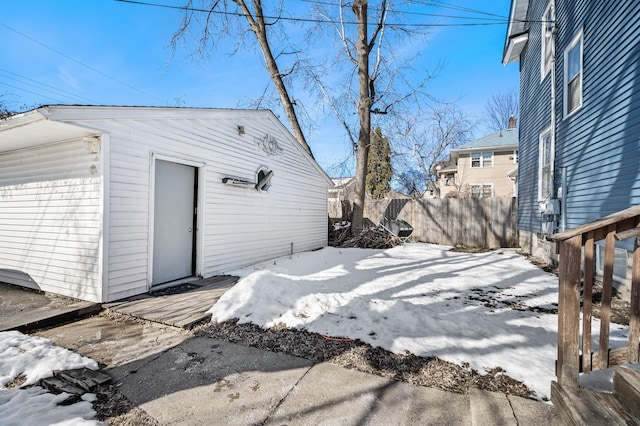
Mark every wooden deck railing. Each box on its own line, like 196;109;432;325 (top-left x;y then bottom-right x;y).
548;205;640;388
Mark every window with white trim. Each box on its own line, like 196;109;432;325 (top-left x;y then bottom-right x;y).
471;152;493;168
470;184;493;198
541;2;554;80
539;128;552;200
564;30;583;116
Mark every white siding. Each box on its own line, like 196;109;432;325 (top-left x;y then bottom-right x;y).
0;139;103;302
55;109;329;301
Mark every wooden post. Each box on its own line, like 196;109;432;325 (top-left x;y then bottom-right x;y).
629;237;640;363
557;235;583;387
598;225;616;370
583;234;594;372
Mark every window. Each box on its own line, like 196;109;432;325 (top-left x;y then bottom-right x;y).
471;152;493;168
538;128;552;200
470;184;493;198
541;2;554;79
471;153;480;168
564;30;583;116
482;152;492;167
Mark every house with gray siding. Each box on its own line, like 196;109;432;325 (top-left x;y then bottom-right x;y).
503;0;640;284
0;106;332;303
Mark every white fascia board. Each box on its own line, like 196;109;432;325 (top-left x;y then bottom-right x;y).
0;108;46;131
451;144;519;154
0;108;98;153
43;105;261;122
502;0;530;64
503;33;529;65
438;166;458;174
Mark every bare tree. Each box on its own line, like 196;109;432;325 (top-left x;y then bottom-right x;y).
351;0;374;232
392;103;474;195
394;168;425;198
171;0;313;157
171;0;435;231
0;94;15;119
484;88;519;132
305;0;432;232
0;107;11;120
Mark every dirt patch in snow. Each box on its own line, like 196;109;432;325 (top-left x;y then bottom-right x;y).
194;320;537;400
448;245;493;253
6;374;27;389
94;384;160;426
590;280;631;326
520;253;558;275
521;252;631;325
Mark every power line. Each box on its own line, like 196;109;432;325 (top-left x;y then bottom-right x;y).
115;0;511;27
0;21;165;104
424;0;509;19
421;1;548;24
295;0;508;22
0;81;69;104
0;68;102;104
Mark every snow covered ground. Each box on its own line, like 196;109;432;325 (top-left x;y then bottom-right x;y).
0;331;103;425
209;243;629;401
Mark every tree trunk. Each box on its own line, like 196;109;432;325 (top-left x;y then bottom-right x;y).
351;0;371;234
238;0;314;158
255;33;313;157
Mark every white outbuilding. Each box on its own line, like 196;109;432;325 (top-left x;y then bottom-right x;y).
0;106;332;302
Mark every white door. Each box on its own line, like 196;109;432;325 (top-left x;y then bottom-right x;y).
152;160;196;285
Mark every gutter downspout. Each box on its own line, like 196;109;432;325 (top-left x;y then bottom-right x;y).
560;166;567;231
549;1;557;203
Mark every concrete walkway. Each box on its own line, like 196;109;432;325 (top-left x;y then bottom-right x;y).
35;314;563;426
109;337;560;426
3;281;563;425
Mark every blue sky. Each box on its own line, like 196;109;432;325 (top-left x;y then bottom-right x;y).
1;0;518;172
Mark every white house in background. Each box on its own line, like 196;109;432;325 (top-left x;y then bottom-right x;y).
0;105;332;303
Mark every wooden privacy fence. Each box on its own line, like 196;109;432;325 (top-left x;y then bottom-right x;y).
363;197;518;248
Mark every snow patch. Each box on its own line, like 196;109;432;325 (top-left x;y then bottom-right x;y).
0;331;103;425
209;243;630;400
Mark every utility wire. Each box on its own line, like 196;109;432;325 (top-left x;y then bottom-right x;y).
0;68;102;104
0;81;68;104
425;0;509;19
0;21;165;104
115;0;511;27
295;0;508;22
